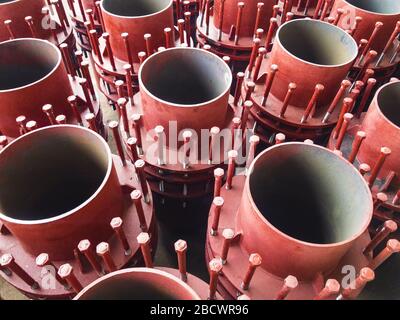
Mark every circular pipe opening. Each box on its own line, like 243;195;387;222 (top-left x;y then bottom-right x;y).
277;19;358;66
0;39;61;91
344;0;400;15
75;268;201;300
101;0;172;17
248;143;372;245
139;48;232;106
0;126;111;222
376;81;400;128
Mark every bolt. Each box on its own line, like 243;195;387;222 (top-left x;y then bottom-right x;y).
234;72;245;106
359;163;371;177
348;131;367;163
368;239;400;270
262;64;279;106
246;135;260;172
340;267;374;300
208;258;223;300
25;121;37;132
78;239;103;274
42;104;56;125
1;253;39;289
211;197;224;236
174;240;188;282
67;96;83;125
16;115;27;135
209;126;220;164
131;189;148;231
213;168;224;198
182;130;192;169
137;232;153;268
126;137;139;163
85;113;97;133
56;114;66;125
110;217;131;255
280;82;297;118
364;220;397;255
109;121;126;166
274;275;298;300
313;279;340;300
369;147;391;187
301;84;324;123
96;242;117;273
135;160;149;202
154;125;166;166
335;113;353;150
241;253;262;290
226;150;238;190
221;229;235;264
58;263;83;293
0;136;8;148
275;133;286;145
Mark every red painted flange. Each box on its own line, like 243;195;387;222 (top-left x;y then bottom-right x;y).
328;80;400;225
0;0;77;58
116;47;246;200
206;143;375;300
0;125;156;299
0;38;104;140
242;19;359;145
90;0;190;106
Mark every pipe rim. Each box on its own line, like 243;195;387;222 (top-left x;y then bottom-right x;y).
100;0;173;19
276;19;358;68
138;47;232;108
0;125;113;225
74;268;201;300
0;38;62;93
0;1;19;5
341;0;400;16
373;80;400;130
245;142;373;247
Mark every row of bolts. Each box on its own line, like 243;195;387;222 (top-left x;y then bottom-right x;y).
198;0;336;45
242;22;400;124
208;147;400;299
3;0;70;42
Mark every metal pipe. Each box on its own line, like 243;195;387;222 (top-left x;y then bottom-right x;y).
0;125;125;260
100;0;174;62
0;39;73;137
138;48;232;138
236;143;373;280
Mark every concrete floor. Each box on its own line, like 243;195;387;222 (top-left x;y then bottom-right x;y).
0;73;210;300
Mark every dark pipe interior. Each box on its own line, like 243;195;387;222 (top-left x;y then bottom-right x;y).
346;0;400;14
140;49;231;105
0;40;60;91
77;272;193;300
377;82;400;127
0;127;108;221
278;19;357;65
249;144;370;244
102;0;170;17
